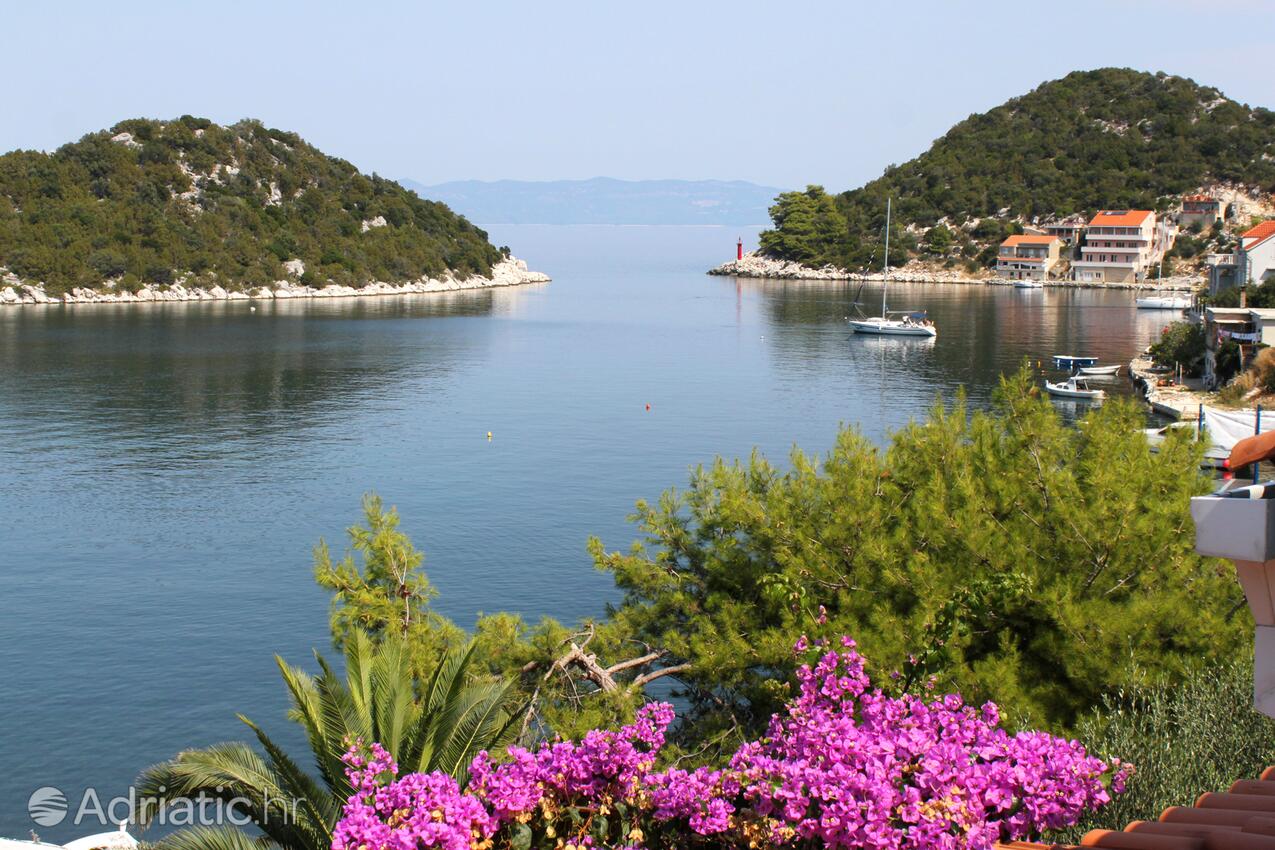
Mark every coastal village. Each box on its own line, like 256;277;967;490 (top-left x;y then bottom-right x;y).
711;188;1275;437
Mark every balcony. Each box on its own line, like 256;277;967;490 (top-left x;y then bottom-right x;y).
1073;258;1140;268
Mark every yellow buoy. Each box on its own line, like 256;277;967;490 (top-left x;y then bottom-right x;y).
486;431;492;441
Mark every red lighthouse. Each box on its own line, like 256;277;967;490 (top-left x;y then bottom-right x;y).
737;237;743;260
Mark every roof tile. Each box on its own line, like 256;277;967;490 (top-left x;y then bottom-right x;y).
1243;221;1275;248
1002;234;1060;247
1089;210;1154;227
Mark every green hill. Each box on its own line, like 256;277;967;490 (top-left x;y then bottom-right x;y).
0;116;503;295
758;69;1275;271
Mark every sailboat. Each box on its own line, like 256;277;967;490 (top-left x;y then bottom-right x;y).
849;198;937;337
1135;258;1192;309
1135;293;1192;310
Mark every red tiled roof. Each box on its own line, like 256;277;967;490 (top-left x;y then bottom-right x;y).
1243;221;1275;249
1000;765;1275;849
1002;234;1060;247
1184;195;1217;203
1089;210;1154;227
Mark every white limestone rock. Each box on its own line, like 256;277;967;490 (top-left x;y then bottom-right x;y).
111;132;142;149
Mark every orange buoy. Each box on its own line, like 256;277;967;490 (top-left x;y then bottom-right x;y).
645;404;651;411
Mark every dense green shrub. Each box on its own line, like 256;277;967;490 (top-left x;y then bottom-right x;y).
0;118;501;294
579;369;1242;745
1052;654;1275;844
1149;321;1206;375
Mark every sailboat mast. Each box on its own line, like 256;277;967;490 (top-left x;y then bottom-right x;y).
882;197;891;318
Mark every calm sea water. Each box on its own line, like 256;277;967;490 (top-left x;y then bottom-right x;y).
0;225;1171;840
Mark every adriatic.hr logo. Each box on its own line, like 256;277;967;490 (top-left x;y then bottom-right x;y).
27;786;69;826
25;784;300;828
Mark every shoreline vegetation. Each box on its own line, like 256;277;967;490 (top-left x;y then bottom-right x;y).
709;250;1200;291
743;71;1275;277
0;117;516;301
0;256;548;306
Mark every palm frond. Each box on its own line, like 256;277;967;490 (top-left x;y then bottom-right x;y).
430;680;518;782
137;630;521;850
275;658;341;789
341;631;377;738
133;744;284;829
239;715;340;841
368;634;418;759
150;826;281;850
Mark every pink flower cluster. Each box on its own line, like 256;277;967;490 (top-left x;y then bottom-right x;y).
468;701;674;819
333;744;494;850
332;637;1126;850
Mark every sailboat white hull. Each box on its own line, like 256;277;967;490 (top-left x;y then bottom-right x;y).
849;318;937;337
1136;296;1191;309
850;198;938;339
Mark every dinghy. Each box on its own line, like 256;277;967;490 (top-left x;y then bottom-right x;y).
1078;364;1121;376
1052;354;1098;368
1045;376;1105;400
1013;280;1044;289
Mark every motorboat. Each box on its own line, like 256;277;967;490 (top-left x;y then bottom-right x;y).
1045;376;1105;400
850;198;938;338
1013;280;1044;289
1078;364;1121;376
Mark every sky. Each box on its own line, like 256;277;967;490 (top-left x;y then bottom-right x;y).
3;0;1274;192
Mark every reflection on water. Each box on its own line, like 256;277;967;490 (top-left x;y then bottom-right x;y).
0;225;1168;840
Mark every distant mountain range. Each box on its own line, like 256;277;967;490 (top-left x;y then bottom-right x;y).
402;177;783;225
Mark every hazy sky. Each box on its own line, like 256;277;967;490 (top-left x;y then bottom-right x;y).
4;0;1273;191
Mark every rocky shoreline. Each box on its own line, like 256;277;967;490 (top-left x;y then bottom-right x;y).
708;252;1201;292
0;257;549;306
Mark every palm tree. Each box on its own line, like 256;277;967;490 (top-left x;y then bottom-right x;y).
134;631;520;850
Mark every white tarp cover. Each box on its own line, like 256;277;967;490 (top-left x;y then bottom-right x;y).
1203;407;1275;451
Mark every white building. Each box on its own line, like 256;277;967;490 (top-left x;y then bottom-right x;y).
1207;220;1275;295
1071;210;1172;283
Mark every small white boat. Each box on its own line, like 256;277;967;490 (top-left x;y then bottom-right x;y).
1136;294;1192;310
850;198;938;338
1079;364;1121;376
1013;280;1044;289
1045;376;1105;400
